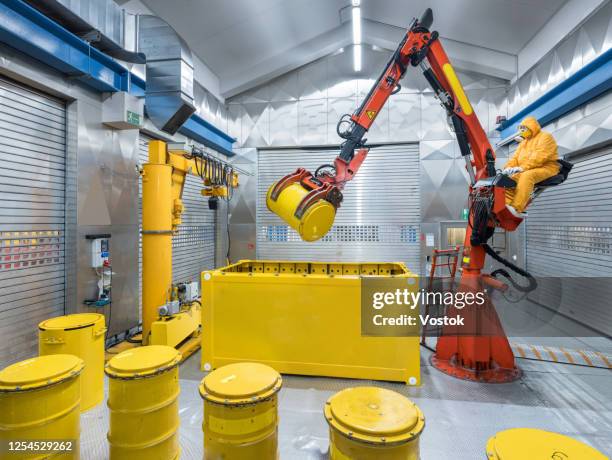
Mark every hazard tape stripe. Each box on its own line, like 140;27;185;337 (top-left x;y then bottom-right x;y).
577;349;594;367
559;346;575;364
543;346;558;362
510;343;612;369
596;352;611;368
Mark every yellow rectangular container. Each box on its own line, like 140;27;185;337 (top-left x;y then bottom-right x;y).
201;260;420;384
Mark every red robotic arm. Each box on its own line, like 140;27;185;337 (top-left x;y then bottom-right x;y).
267;8;543;382
268;9;522;262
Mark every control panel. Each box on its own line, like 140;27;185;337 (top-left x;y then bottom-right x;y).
90;237;110;268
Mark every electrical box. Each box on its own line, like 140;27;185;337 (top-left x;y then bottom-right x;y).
90;237;110;268
178;281;199;303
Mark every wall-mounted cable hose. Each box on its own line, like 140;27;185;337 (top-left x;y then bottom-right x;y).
186;146;237;264
467;186;538;295
484;244;538;293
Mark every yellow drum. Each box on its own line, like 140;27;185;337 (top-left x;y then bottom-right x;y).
324;387;425;460
266;182;335;242
105;346;181;460
199;362;282;459
0;354;84;460
486;428;608;459
39;313;106;412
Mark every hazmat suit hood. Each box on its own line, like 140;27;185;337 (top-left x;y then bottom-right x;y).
520;116;541;138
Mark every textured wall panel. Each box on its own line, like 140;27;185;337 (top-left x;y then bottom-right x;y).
389;93;421;142
269;72;299;102
269;101;298;146
297;99;327;145
225;147;257;262
548;91;612;155
327;96;358;145
508;2;612;117
297;58;328;100
420;140;472;223
0;76;66;367
194;82;228;136
328;51;358;98
242;102;270;147
420;94;453;140
227;45;504;147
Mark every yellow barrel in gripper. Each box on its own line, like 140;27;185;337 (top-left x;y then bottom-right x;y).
105;345;181;460
39;313;106;412
325;386;425;460
266;182;336;241
199;362;282;460
486;428;608;459
0;354;84;459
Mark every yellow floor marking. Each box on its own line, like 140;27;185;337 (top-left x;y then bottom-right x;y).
559;347;575;364
577;350;593;367
595;352;611;369
543;346;558;362
529;345;542;360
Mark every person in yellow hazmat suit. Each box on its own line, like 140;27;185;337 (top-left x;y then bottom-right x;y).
503;116;559;217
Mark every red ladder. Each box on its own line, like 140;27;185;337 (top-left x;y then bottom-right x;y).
420;246;460;349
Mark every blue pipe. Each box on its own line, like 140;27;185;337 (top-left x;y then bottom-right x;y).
180;115;235;157
0;0;131;92
0;0;234;155
499;47;612;138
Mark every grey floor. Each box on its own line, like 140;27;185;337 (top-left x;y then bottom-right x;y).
82;343;612;459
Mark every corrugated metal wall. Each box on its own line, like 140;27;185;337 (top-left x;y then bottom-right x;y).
138;135;215;315
0;76;66;366
526;145;612;334
257;144;420;269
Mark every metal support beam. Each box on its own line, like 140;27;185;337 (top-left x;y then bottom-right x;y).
499;47;612;138
0;0;141;92
179;115;235;157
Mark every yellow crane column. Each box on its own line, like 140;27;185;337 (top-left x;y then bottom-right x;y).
141;141;237;347
142;140;174;345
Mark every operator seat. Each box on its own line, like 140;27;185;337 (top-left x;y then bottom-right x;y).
534;159;573;190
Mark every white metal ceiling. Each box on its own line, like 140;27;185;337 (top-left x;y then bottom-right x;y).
141;0;569;95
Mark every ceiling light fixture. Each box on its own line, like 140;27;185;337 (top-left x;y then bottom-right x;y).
354;44;362;72
352;2;362;72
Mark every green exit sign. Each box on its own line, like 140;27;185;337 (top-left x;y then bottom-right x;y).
461;208;469;220
127;110;142;126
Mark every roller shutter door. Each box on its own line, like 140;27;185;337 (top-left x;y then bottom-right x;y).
138;135;216;315
0;77;66;367
525;145;612;334
257;145;420;270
